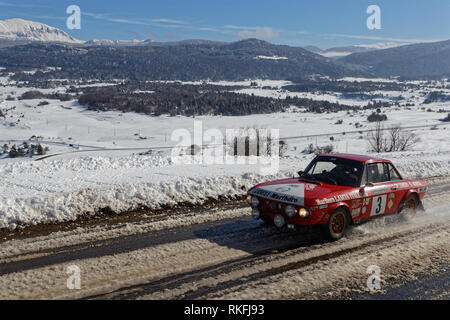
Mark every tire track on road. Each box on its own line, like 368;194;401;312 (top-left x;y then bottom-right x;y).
87;223;449;300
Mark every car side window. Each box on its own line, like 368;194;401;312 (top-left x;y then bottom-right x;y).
360;166;367;186
387;163;402;181
367;163;389;184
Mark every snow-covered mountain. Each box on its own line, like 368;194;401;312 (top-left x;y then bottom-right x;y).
340;39;450;78
0;18;83;43
84;39;147;46
304;42;402;58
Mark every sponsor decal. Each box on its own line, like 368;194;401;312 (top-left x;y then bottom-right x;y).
351;208;361;217
352;199;362;209
275;186;291;192
399;182;409;189
319;204;328;209
362;207;367;214
387;199;393;209
305;184;317;191
316;191;360;205
363;198;371;206
371;186;388;195
249;184;304;205
389;193;395;199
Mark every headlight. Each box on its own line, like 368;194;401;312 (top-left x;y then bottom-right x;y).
285;205;296;218
246;195;252;204
250;196;259;208
298;207;310;218
251;208;260;220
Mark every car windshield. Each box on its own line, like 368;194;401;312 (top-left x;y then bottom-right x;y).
301;156;364;187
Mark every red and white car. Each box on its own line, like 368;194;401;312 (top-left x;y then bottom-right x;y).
247;154;428;240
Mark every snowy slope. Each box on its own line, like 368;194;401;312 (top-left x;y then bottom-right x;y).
0;18;83;43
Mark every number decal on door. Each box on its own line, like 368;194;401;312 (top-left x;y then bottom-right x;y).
370;195;387;216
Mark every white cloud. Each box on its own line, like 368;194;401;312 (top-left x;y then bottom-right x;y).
151;18;188;25
0;1;51;8
83;12;189;29
291;30;443;44
224;25;280;39
327;33;444;43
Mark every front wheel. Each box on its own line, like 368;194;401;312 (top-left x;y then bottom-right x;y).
260;215;273;226
322;209;348;241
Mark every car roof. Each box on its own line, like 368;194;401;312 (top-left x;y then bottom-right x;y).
320;153;391;164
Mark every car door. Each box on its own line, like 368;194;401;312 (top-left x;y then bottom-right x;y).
384;162;407;213
366;162;390;217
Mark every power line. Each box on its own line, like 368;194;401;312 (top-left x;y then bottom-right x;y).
34;122;450;161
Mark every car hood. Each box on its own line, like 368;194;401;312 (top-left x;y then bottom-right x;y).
248;178;354;206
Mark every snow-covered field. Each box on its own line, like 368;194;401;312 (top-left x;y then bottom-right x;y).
0;76;449;230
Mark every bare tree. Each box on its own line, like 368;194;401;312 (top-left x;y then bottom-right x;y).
368;121;386;153
368;123;420;153
397;130;420;151
387;126;401;152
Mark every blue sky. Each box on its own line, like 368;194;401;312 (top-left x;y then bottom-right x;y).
0;0;449;48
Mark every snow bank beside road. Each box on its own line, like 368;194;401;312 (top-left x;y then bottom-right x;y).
0;153;294;230
0;151;449;230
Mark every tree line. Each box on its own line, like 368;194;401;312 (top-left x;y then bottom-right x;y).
75;82;386;116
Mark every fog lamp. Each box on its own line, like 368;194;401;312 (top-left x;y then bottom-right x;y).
250;196;259;208
251;208;260;220
274;214;285;228
285;205;296;218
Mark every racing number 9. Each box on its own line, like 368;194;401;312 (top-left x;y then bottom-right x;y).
370;195;387;216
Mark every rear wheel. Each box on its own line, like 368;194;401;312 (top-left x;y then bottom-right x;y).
322;209;348;241
402;194;418;217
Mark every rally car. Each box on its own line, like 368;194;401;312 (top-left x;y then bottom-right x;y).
247;154;428;240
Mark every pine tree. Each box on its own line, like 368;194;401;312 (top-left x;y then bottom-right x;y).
17;147;25;157
37;144;45;155
9;145;18;158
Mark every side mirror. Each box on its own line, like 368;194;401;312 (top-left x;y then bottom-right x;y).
298;170;303;176
359;182;373;195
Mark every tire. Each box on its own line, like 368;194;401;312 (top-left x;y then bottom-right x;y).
402;194;418;217
260;215;273;226
322;208;348;241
